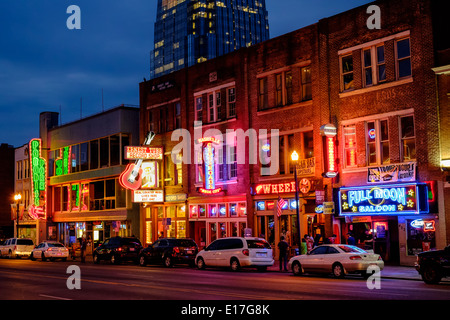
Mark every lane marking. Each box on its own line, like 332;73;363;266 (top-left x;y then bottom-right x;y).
39;294;72;300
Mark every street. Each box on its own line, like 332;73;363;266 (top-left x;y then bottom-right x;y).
0;258;449;301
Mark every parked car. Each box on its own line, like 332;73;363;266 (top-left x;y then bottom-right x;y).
30;241;69;261
0;238;34;259
139;238;198;268
288;244;384;279
195;237;274;271
415;245;450;284
93;236;142;264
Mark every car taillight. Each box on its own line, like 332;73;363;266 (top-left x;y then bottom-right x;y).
242;249;249;256
46;248;53;252
14;246;17;251
349;255;362;260
173;247;180;254
117;247;123;252
378;256;383;260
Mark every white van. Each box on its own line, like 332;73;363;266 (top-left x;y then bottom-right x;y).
0;238;34;258
196;237;274;271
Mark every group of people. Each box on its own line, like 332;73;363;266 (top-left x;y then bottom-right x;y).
276;233;360;272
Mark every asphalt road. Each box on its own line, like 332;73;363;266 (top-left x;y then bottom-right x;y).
0;258;449;302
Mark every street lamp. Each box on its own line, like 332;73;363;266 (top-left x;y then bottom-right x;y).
14;193;22;238
291;151;302;255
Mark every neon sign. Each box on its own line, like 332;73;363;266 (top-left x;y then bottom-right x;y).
125;146;163;160
55;146;71;176
29;139;47;220
339;183;429;216
411;219;436;232
320;123;338;178
253;181;297;195
198;137;222;195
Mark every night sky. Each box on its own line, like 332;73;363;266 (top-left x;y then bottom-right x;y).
0;0;372;148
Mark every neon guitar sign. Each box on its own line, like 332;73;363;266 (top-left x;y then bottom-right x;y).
119;132;156;190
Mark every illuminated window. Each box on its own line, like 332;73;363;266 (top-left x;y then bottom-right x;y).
344;125;357;167
227;87;236;118
400;115;415;161
366;119;389;165
396;38;412;79
301;66;312;101
341;55;354;91
258;77;268;110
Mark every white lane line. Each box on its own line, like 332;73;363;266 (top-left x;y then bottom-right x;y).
39;294;72;300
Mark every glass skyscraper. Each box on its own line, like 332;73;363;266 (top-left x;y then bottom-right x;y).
150;0;270;79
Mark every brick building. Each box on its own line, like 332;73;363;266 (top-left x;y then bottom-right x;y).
138;0;450;265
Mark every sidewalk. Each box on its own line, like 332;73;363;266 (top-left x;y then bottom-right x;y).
267;263;450;282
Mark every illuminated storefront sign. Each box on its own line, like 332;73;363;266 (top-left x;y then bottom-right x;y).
410;219;436;232
141;161;159;188
133;190;164;203
55;146;71;176
125;146;163;160
320;124;338;178
253;181;297;195
29;139;47;219
339;183;429;216
197;137;222;194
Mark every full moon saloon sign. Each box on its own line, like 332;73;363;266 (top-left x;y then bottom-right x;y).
339;183;429;216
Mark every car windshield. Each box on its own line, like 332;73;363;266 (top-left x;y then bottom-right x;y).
48;243;64;247
338;245;367;253
247;239;271;249
17;239;34;245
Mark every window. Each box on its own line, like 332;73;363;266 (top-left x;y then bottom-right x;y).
227;87;236;118
341;55;354;91
258;78;268;110
285;71;293;104
195;97;203;123
400;115;416;161
363;49;373;87
396;38;412;79
260;133;298;176
207;91;222;123
175;102;181;129
376;45;386;82
90;140;99;170
110;135;121;166
366;119;389;165
344;125;357;167
275;73;283;106
300;66;312;101
148;110;155;132
100;137;109;168
80;142;89;171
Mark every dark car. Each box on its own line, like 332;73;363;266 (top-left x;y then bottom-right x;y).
93;236;143;265
139;238;198;268
415;245;450;284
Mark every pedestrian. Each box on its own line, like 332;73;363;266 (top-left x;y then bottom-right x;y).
301;238;308;255
304;234;314;253
80;237;87;263
313;234;321;247
277;236;289;272
347;233;356;246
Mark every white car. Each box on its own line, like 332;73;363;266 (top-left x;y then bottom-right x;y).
288;244;384;279
195;237;274;271
0;238;34;258
31;241;69;261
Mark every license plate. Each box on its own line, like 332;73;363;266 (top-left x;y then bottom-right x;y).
186;250;193;255
129;248;135;251
256;252;267;257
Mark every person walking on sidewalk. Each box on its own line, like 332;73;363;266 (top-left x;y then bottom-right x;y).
277;236;289;272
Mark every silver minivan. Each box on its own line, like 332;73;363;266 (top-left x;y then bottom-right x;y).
195;237;274;271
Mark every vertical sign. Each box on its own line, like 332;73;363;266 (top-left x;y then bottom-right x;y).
320;124;338;178
197;137;222;194
29;139;47;219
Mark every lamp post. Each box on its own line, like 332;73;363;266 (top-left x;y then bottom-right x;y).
291;151;302;255
14;193;22;238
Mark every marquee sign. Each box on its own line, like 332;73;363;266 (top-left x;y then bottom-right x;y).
124;146;163;160
339;183;429;216
197;137;222;195
29;139;47;219
320;124;338;178
133;190;164;203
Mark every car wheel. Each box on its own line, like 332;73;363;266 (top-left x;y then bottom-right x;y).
421;264;442;284
93;253;100;264
41;252;47;262
139;255;147;267
230;258;240;271
30;252;36;261
163;256;173;268
7;250;13;259
292;261;303;276
197;257;206;270
332;263;345;278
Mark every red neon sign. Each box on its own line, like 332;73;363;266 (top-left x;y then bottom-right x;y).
254;182;297;195
323;136;337;178
199;187;222;195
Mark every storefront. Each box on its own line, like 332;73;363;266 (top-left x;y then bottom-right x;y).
188;195;247;250
338;182;438;266
144;193;188;245
251;180;320;257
